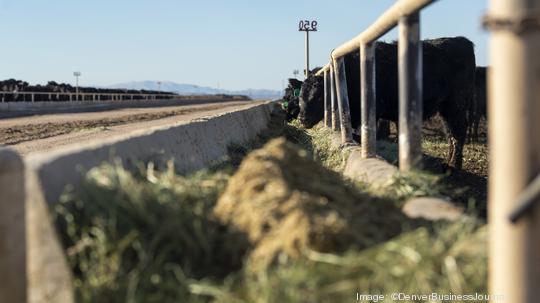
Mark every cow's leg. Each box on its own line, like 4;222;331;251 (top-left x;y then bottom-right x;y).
467;92;477;143
467;101;480;143
466;116;474;143
440;112;466;170
472;115;480;142
377;119;390;140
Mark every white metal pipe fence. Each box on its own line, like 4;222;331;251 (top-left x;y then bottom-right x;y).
313;0;540;301
316;0;435;170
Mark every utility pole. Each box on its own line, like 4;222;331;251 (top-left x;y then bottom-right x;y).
298;20;318;78
73;71;81;101
305;30;310;77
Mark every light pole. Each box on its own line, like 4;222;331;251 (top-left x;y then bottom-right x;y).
298;20;318;78
73;71;81;101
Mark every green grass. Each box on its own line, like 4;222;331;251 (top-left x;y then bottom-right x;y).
285;122;455;204
284;120;347;172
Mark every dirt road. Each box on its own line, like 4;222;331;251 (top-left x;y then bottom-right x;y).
0;100;264;155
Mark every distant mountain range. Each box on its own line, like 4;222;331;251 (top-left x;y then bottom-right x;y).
108;81;283;100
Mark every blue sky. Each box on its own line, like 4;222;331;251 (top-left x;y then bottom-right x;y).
0;0;488;91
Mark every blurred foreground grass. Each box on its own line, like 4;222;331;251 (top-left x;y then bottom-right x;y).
54;121;487;303
210;218;486;303
54;162;247;302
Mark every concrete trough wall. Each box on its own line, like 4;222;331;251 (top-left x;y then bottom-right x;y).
28;101;276;205
0;97;249;118
324;130;463;222
0;101;278;302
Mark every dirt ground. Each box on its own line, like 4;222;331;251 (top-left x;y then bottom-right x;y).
0;100;263;155
384;116;488;215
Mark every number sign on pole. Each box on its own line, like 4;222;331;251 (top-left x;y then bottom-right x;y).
298;20;318;78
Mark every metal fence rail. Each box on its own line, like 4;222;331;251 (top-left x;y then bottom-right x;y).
317;0;435;71
316;0;435;170
0;91;178;103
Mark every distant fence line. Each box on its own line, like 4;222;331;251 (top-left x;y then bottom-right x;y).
0;92;247;103
0;91;178;103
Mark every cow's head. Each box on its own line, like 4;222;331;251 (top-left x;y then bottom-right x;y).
298;74;324;128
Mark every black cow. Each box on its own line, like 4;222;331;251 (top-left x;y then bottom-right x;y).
468;66;487;142
282;78;303;121
298;36;476;169
298;70;324;127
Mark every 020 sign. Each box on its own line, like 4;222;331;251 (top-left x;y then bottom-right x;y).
298;20;318;31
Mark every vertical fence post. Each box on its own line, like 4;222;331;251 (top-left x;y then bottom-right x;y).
360;42;377;158
323;69;331;127
330;64;341;131
333;57;354;144
487;0;540;301
398;12;423;171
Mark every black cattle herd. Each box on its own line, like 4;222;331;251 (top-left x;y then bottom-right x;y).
283;36;488;170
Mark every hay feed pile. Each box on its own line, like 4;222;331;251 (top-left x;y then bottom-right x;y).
214;138;412;271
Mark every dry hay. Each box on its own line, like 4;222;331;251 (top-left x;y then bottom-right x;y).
214;138;412;271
